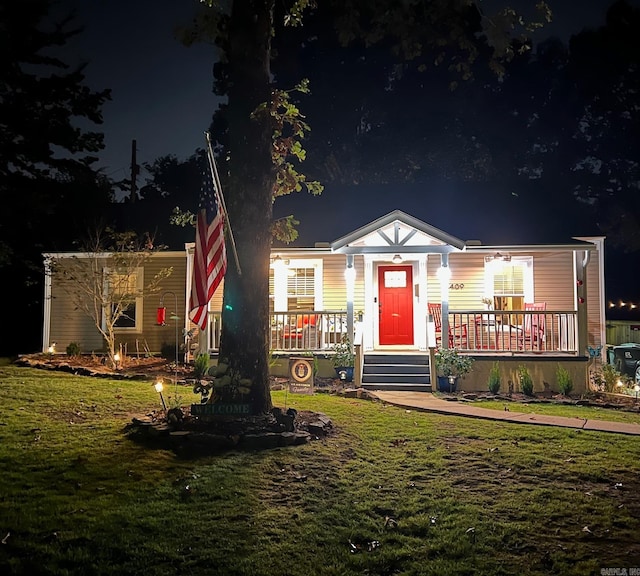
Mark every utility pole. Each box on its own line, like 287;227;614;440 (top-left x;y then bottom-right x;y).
130;139;139;202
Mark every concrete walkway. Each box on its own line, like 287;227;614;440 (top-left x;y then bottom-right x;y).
370;391;640;435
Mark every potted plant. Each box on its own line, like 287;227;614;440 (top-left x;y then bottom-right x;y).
434;347;474;392
332;334;355;382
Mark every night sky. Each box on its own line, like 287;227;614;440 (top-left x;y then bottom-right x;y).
58;0;640;317
62;0;629;178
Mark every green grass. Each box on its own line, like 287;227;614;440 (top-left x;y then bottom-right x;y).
467;398;640;425
1;366;639;575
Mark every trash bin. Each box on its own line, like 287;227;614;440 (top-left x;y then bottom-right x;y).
612;343;640;380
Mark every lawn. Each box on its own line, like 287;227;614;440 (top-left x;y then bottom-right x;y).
456;398;640;425
1;365;639;575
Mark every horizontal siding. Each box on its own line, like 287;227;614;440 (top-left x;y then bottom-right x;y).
48;253;187;356
532;252;574;310
322;254;364;311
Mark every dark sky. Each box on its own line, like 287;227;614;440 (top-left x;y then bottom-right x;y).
57;0;640;314
61;0;629;179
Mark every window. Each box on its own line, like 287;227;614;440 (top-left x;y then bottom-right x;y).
288;267;315;310
270;259;322;312
484;257;533;314
104;268;144;331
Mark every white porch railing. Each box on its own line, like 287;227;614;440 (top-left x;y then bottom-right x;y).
205;310;348;352
203;309;578;355
448;310;578;354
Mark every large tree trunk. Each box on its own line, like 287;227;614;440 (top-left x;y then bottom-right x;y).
218;0;275;414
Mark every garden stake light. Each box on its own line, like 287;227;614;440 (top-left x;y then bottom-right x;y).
154;380;167;411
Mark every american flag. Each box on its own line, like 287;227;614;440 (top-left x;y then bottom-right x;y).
189;157;227;331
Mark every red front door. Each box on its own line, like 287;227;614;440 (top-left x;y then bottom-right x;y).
378;265;414;345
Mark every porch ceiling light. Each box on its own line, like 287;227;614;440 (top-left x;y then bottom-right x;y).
392;254;403;264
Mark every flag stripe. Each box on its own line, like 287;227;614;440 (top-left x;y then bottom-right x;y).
189;155;227;331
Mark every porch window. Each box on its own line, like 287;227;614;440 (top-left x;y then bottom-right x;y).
288;267;315;310
485;257;533;315
270;259;323;312
104;268;143;331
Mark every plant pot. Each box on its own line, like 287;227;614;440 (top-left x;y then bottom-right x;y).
437;375;457;393
334;367;354;382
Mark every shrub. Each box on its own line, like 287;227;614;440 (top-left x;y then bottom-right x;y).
193;353;210;380
435;348;474;378
518;365;534;396
556;365;573;396
488;362;501;394
160;342;177;361
590;363;625;392
66;342;81;357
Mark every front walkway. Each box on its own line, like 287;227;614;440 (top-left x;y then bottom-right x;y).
370;391;640;436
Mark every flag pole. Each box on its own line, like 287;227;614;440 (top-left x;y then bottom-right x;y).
204;132;241;276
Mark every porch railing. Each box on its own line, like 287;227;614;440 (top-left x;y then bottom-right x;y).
205;310;348;353
448;310;578;354
203;309;578;354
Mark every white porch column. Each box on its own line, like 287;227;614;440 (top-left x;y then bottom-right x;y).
438;253;451;348
363;257;374;350
345;254;355;346
417;256;428;350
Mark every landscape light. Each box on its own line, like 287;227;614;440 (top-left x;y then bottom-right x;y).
113;352;120;369
154;380;167;411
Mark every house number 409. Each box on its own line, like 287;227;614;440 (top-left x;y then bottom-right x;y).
449;283;464;290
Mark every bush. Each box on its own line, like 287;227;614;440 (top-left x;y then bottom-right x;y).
193;353;210;380
66;342;81;357
160;342;177;361
556;365;573;396
590;363;625;392
488;362;501;394
518;365;534;396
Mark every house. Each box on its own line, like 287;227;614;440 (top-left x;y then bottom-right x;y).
42;210;606;394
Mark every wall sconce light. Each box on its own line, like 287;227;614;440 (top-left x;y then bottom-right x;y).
485;252;511;263
392;254;403;264
154;380;167;411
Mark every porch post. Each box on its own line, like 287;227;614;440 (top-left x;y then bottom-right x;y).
345;254;355;346
439;253;451;348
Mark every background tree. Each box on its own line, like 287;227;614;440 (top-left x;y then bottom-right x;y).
0;0;112;355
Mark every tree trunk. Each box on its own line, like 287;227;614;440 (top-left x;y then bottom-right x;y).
218;0;275;414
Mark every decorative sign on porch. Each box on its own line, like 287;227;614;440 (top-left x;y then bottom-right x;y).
289;357;314;394
191;403;251;416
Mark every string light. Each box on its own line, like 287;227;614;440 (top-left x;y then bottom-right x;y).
608;301;640;310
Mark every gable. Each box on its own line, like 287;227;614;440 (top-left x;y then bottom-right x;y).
331;210;466;253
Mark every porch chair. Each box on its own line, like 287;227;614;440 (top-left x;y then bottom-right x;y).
428;303;468;348
283;314;319;349
521;302;546;351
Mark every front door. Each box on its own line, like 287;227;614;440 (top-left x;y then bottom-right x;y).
378;265;414;345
